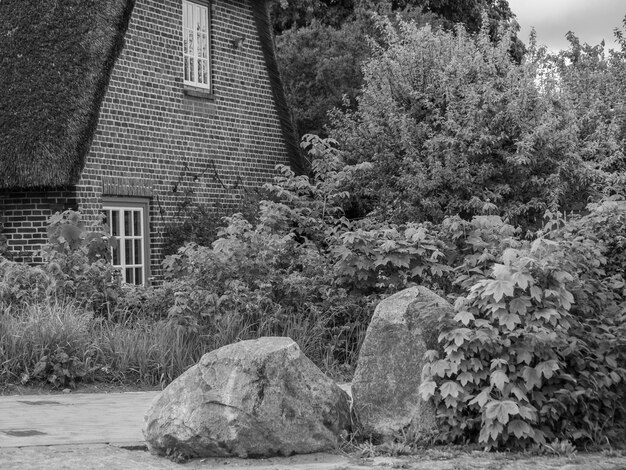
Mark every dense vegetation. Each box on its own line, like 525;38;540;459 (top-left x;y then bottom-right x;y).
273;0;523;137
1;7;626;453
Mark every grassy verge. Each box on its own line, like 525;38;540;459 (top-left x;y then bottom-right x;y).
0;298;363;390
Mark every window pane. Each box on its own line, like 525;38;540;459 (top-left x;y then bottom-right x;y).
125;239;133;265
135;268;143;286
185;2;191;29
194;4;201;30
188;30;194;58
112;245;120;265
111;211;119;236
189;33;195;82
104;210;111;235
201;33;208;59
134;239;142;264
201;7;207;34
124;211;131;236
133;211;141;236
125;268;134;285
197;29;202;59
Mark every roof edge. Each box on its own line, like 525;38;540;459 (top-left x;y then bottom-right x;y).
251;0;305;175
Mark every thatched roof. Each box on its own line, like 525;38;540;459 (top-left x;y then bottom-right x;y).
0;0;135;190
251;1;303;174
0;0;302;190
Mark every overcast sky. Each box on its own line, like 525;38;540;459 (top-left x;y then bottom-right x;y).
508;0;626;53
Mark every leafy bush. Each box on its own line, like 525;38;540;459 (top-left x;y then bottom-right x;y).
161;204;374;373
331;221;450;294
1;300;96;388
330;16;617;226
420;202;626;449
161;187;271;256
42;210;120;313
32;346;94;389
0;210;121;314
0;259;53;307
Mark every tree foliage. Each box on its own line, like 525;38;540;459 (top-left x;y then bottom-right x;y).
276;19;371;137
329;17;624;227
272;0;520;138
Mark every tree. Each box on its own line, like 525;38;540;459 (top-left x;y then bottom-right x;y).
271;0;522;138
552;30;626;199
329;17;605;226
276;9;438;137
275;20;369;138
270;0;355;33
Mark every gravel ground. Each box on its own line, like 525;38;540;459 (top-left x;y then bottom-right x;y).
2;446;626;470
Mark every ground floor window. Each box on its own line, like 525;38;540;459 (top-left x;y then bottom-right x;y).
102;198;150;285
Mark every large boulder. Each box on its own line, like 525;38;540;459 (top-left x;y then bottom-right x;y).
352;286;452;441
143;337;351;459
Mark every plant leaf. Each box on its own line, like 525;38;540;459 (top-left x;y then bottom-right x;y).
509;297;532;315
454;310;475;326
485;399;519;425
469;387;492;407
458;371;474;386
419;380;437;400
483;279;515;302
490;370;510;391
440;380;464;399
479;420;504;443
536;360;559;380
508;419;534;438
522;366;541;390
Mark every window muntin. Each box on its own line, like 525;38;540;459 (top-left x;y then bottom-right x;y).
103;205;147;286
183;0;210;89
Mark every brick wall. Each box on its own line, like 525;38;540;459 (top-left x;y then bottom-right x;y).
76;0;290;281
0;190;77;263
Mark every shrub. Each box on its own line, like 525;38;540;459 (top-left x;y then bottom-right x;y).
160;205;373;374
0;259;53;307
0;300;96;388
420;202;626;449
330;220;450;294
42;210;120;314
330;16;615;226
161;187;272;256
0;210;122;314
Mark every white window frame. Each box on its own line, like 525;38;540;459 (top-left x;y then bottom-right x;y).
103;199;150;286
182;0;211;90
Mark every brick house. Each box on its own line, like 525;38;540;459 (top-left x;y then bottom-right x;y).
0;0;302;284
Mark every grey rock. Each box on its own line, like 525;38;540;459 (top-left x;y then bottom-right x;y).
143;337;351;459
352;286;453;441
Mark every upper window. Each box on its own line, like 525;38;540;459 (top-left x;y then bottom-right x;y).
183;0;210;90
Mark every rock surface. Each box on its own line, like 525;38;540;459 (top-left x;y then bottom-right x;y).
352;286;453;440
143;337;351;459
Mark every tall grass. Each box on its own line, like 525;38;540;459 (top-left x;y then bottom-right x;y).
1;298;367;389
0;300;205;386
93;320;206;385
0;301;93;383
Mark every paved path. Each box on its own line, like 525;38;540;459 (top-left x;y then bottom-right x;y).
1;391;626;470
0;391;159;447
